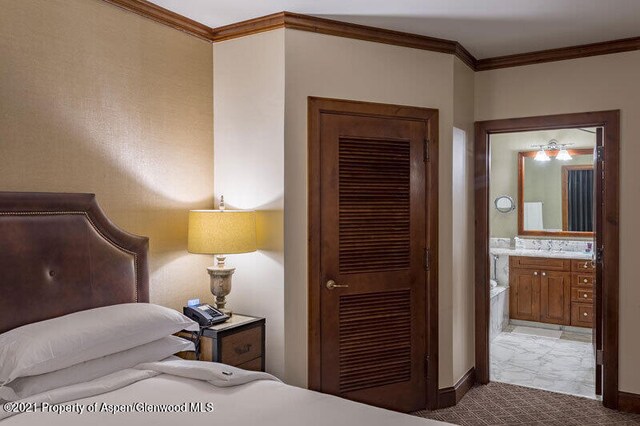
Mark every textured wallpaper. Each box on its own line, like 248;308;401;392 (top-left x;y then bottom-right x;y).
0;0;215;309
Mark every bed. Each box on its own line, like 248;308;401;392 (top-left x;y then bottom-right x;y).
0;192;448;425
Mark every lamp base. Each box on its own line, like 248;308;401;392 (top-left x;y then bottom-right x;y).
207;266;235;317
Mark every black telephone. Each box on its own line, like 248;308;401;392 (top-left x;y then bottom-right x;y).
183;303;229;327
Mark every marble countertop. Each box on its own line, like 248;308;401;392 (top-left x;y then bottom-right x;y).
489;247;592;260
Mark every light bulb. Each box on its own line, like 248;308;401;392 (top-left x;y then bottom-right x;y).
556;149;572;161
534;149;551;162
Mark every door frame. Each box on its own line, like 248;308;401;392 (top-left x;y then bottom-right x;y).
474;110;620;408
307;97;440;410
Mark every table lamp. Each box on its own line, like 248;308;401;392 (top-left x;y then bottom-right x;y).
188;198;257;316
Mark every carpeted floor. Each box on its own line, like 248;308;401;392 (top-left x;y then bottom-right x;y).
413;382;640;425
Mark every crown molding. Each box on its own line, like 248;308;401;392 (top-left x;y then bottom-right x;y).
101;0;213;41
211;12;477;69
99;1;640;72
476;36;640;71
453;42;477;70
211;12;286;42
281;12;455;55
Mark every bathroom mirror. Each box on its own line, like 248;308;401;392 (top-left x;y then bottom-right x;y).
494;195;516;213
518;149;594;237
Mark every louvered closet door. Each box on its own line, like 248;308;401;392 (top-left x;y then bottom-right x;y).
319;113;427;412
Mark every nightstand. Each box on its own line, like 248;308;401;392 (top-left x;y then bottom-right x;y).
177;314;265;372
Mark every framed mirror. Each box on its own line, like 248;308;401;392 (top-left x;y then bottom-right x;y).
518;149;594;237
494;195;516;213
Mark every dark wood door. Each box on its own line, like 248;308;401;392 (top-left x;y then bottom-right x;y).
593;127;604;395
509;269;540;321
317;110;428;412
540;271;571;325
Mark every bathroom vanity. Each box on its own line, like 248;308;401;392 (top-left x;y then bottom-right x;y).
509;255;595;327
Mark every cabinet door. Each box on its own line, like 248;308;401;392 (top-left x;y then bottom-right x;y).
509;269;540;321
540;271;571;325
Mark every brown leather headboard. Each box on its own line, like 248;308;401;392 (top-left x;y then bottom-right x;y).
0;192;149;334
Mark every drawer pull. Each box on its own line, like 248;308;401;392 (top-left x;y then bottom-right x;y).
583;294;588;298
583;278;588;283
542;272;546;276
583;312;588;317
234;344;253;355
533;271;538;276
583;262;589;269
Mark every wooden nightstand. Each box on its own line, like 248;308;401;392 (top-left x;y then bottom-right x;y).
178;314;265;372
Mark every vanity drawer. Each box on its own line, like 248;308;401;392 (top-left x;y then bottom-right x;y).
573;273;595;288
571;302;593;327
571;259;596;272
510;256;571;271
571;287;593;303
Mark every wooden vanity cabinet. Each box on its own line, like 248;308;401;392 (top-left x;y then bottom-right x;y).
509;256;595;328
539;271;571;325
509;268;541;321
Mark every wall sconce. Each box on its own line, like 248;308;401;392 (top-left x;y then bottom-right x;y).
533;139;573;162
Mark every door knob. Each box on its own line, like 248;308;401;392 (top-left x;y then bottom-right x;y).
326;280;349;290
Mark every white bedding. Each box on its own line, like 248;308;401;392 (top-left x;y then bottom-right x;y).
1;359;449;426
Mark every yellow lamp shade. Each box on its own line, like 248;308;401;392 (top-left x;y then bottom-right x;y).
188;210;257;255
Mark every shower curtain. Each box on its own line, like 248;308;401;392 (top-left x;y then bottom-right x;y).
568;169;594;232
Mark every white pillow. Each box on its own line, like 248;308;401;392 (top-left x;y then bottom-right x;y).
0;335;194;401
0;303;199;386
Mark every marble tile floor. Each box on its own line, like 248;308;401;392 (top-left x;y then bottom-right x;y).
490;326;596;399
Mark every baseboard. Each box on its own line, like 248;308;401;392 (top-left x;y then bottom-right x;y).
437;367;476;409
618;391;640;414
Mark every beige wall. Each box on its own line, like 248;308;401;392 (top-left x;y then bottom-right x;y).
283;29;474;389
452;58;476;382
490;129;595;238
2;1;479;393
20;0;639;397
476;50;640;393
213;30;285;378
210;28;477;389
0;0;214;309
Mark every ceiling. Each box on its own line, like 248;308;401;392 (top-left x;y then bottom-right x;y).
148;0;640;58
491;128;597;152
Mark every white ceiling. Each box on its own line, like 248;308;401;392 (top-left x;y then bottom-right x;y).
148;0;640;58
491;128;597;152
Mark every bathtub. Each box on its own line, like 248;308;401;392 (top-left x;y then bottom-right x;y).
490;285;509;341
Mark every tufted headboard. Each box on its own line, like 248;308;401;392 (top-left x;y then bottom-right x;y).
0;192;149;334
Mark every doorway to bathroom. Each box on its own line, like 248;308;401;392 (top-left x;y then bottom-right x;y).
474;111;620;409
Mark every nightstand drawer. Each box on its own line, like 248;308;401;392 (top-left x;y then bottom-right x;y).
236;357;263;372
175;314;265;371
220;324;263;366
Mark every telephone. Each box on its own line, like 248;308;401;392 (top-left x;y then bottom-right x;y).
183;303;229;327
